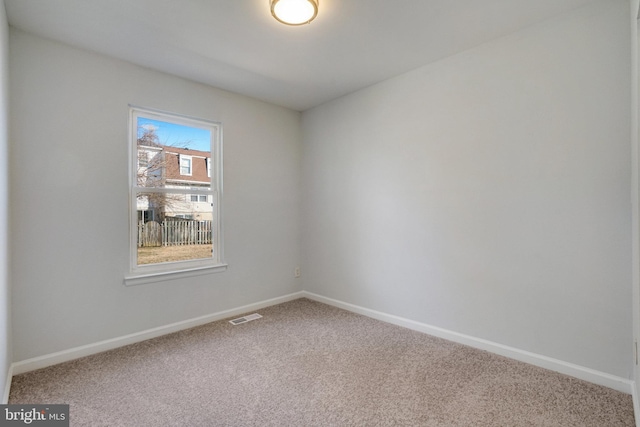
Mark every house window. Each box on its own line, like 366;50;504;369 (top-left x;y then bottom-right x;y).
189;194;208;202
126;106;226;285
138;152;149;168
180;155;192;176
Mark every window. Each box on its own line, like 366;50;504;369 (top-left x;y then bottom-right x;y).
126;106;225;285
179;155;192;176
138;152;149;168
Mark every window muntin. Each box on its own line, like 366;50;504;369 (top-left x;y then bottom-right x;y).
129;106;224;280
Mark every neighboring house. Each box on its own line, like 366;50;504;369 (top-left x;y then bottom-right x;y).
136;143;162;222
137;144;213;222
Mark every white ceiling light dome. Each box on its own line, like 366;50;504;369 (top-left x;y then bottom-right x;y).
270;0;319;26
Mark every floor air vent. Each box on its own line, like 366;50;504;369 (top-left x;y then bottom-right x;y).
229;313;262;325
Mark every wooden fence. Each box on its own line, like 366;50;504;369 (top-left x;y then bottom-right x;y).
138;220;212;247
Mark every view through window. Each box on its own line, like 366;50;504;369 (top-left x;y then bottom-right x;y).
130;107;223;273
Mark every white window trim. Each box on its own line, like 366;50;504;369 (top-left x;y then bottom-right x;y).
125;264;228;287
126;106;226;285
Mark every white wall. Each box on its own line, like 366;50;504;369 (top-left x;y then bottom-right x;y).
0;0;12;400
302;0;632;378
9;29;302;361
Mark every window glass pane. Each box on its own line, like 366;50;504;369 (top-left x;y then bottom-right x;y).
136;192;214;265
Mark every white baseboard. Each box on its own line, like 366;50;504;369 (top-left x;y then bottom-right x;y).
11;291;305;376
301;291;635;395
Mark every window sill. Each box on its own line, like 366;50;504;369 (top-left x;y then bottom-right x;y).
124;263;228;286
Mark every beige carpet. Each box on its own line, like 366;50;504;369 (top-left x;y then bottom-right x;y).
9;298;635;426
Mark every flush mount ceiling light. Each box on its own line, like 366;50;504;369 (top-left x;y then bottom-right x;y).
270;0;319;26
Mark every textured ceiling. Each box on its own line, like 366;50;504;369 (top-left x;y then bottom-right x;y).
5;0;600;111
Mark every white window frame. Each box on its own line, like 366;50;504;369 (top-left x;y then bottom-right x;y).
125;106;226;286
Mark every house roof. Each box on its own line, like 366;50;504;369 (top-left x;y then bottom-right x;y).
163;146;211;185
163;146;210;158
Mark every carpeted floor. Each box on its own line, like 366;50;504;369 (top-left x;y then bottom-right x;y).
9;298;635;426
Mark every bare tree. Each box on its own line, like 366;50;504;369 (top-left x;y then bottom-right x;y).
136;126;189;222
